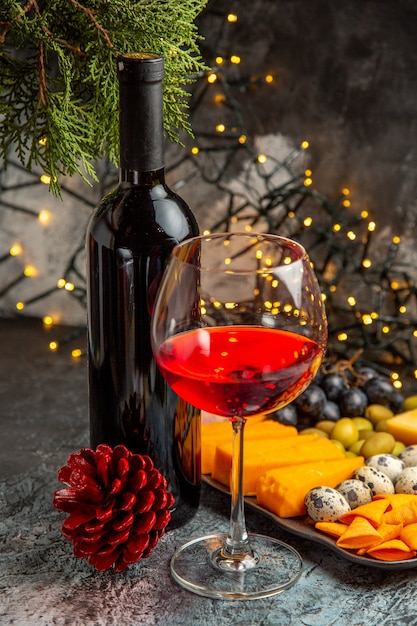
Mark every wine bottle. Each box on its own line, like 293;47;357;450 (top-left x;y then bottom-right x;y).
86;52;201;528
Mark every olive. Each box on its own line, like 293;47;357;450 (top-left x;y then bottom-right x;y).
359;432;396;459
330;418;359;449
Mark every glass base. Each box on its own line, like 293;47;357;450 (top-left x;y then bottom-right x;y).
170;532;302;600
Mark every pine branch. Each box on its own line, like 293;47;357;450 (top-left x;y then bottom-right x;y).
0;0;209;195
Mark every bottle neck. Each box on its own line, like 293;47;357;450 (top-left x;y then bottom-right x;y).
119;167;165;185
118;58;165;178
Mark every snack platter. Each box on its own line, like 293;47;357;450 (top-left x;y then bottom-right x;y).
203;476;417;570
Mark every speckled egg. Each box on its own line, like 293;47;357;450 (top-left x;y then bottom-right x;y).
304;486;351;522
395;467;417;494
335;479;373;509
399;445;417;468
351;466;395;496
365;454;405;484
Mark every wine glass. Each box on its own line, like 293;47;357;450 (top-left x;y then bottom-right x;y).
151;232;327;599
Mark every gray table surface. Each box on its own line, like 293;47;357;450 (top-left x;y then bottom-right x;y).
1;318;417;626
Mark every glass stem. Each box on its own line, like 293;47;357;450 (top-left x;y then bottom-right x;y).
223;417;252;558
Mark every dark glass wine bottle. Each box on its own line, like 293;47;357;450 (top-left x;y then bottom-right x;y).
86;53;201;528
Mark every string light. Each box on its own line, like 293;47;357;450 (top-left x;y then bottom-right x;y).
38;209;51;224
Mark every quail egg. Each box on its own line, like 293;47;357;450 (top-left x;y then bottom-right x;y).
365;454;405;484
304;486;351;522
351;466;395;496
399;445;417;468
395;467;417;494
336;479;373;509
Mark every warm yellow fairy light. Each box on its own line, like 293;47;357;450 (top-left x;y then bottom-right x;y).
342;188;350;196
38;137;47;146
371;311;379;319
338;332;348;341
264;256;273;267
414;370;417;380
347;296;356;306
230;55;241;64
49;341;58;351
215;123;226;133
265;74;274;83
301;141;309;149
202;229;211;235
9;243;23;256
43;315;53;327
224;257;231;265
57;278;66;288
283;304;293;313
71;348;82;359
329;285;337;292
212;300;222;309
191;146;199;155
225;302;236;309
244;224;252;232
332;223;341;232
15;301;25;310
238;134;247;144
343;199;351;207
304;177;313;187
347;230;356;240
303;216;313;227
361;210;369;219
413;330;417;338
283;256;292;265
227;13;238;22
305;169;312;177
399;305;407;313
40;174;51;185
257;153;267;164
214;94;225;104
391;280;399;290
362;314;373;325
382;325;390;334
38;209;51;224
368;221;376;232
207;72;217;84
362;258;372;268
215;56;224;65
255;250;263;260
24;264;37;277
393;380;403;390
288;211;295;218
64;281;75;291
264;301;272;309
392;235;401;244
391;372;400;381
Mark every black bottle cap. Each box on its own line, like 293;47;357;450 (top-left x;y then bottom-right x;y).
117;53;164;83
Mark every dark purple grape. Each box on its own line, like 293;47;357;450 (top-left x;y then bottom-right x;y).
321;400;341;422
390;392;405;413
356;366;378;385
364;377;397;406
321;373;347;402
295;385;327;418
269;404;298;427
339;388;368;417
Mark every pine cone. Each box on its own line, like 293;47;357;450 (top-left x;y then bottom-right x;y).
53;444;175;572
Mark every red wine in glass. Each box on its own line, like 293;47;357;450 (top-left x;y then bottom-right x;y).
157;326;322;419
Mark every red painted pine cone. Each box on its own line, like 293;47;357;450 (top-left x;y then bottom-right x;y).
53;444;175;571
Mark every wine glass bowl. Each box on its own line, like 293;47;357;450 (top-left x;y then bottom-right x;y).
151;232;327;599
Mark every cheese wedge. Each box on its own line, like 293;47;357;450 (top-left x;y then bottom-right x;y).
212;434;345;495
